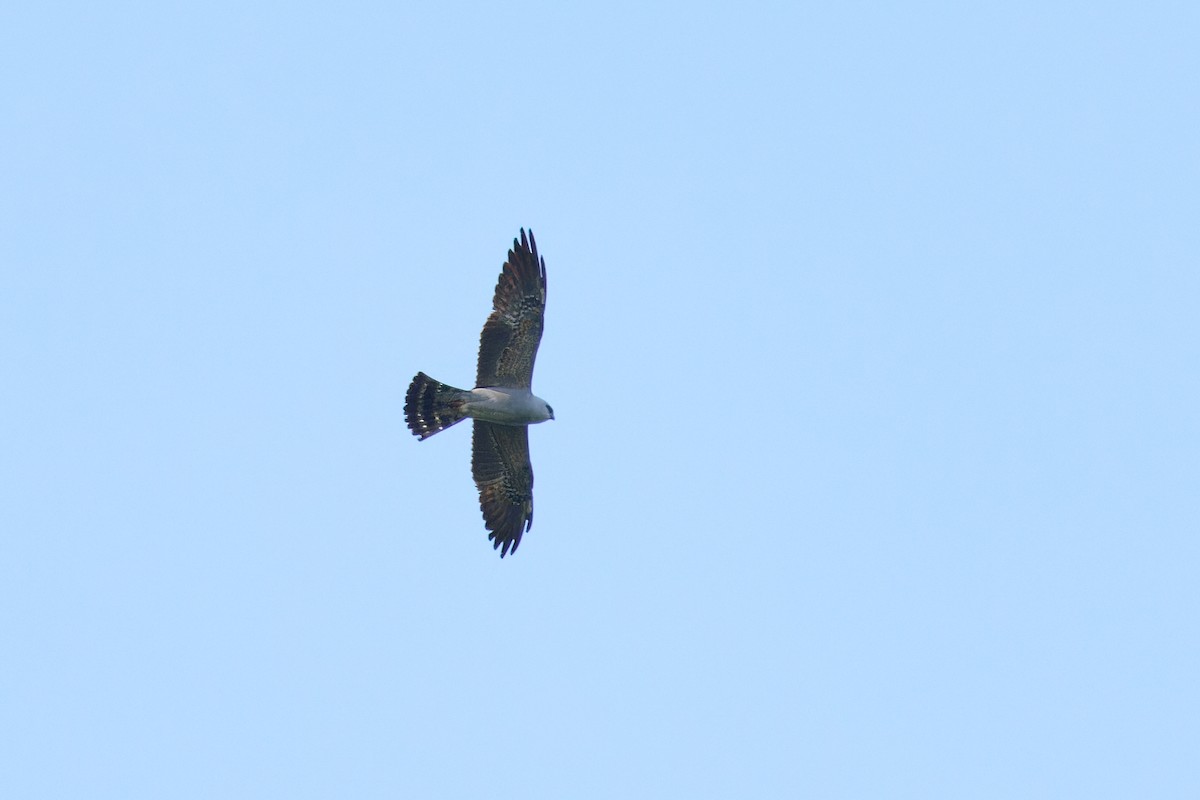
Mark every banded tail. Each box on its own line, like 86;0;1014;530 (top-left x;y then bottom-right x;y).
405;372;470;440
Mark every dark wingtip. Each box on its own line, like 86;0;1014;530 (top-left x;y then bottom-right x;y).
491;533;518;558
514;227;538;256
487;516;525;558
514;228;534;260
513;228;545;295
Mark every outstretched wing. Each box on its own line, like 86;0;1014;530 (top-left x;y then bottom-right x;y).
476;229;547;389
471;421;534;557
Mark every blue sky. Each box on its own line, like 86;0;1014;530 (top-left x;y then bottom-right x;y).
2;2;1198;797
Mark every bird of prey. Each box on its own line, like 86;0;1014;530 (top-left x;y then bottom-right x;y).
404;229;554;557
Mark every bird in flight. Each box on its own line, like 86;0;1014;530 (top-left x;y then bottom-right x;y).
404;229;554;557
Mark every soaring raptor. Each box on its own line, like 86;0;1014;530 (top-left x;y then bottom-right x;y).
404;229;553;557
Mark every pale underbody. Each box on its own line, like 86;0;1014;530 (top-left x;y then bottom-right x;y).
463;387;554;426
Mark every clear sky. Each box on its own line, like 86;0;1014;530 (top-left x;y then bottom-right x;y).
2;2;1197;798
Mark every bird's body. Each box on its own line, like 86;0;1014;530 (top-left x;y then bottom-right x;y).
404;375;553;439
404;229;552;557
462;387;555;426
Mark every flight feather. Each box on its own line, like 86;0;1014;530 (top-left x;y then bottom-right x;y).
476;229;547;389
